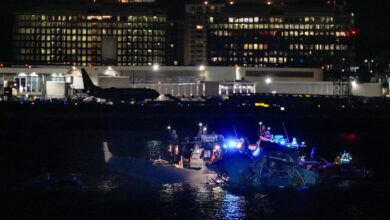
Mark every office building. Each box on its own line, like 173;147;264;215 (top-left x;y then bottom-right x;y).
13;3;167;66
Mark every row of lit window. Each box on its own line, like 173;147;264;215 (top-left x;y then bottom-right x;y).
117;50;164;56
214;43;348;52
243;44;268;50
118;57;164;63
17;49;100;55
211;30;352;38
209;23;348;30
281;31;352;37
16;55;164;66
117;63;163;66
210;56;288;64
15;55;101;62
215;16;335;24
15;37;165;46
17;15;166;23
15;41;165;50
17;48;165;56
17;22;165;30
210;50;348;57
16;28;165;36
289;44;348;51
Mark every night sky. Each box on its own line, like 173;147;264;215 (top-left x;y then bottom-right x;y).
0;0;389;62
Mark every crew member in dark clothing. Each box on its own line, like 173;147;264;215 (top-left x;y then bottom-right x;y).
259;125;275;152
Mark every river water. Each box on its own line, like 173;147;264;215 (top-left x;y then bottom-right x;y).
0;103;389;219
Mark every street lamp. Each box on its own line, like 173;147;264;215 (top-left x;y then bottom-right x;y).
199;65;205;71
351;80;357;87
167;125;172;130
152;64;160;71
265;77;272;84
198;122;203;127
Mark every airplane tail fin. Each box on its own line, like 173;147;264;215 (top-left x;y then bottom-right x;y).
81;68;97;91
103;141;113;163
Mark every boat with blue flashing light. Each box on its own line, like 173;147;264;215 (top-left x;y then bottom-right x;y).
102;123;370;189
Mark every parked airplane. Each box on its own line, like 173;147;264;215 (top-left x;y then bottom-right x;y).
81;68;160;102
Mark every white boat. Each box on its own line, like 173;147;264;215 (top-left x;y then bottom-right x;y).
103;142;217;184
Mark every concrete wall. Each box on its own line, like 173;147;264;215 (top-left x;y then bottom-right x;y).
46;82;66;99
264;81;335;95
352;83;382;97
133;83;206;97
97;76;131;88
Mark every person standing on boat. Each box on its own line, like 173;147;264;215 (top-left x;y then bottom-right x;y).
259;125;272;142
258;124;275;152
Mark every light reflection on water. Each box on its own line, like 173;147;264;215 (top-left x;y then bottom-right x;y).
26;174;384;220
157;183;273;220
220;193;246;219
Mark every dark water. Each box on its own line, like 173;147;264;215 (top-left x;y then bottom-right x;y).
0;103;389;219
1;173;389;219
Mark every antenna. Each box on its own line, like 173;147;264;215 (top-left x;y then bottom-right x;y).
233;125;238;138
282;122;290;143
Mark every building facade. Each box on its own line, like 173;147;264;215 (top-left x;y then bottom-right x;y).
206;3;356;73
13;4;167;66
12;1;356;78
184;3;224;65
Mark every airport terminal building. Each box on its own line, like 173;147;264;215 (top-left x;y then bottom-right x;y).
0;65;325;99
